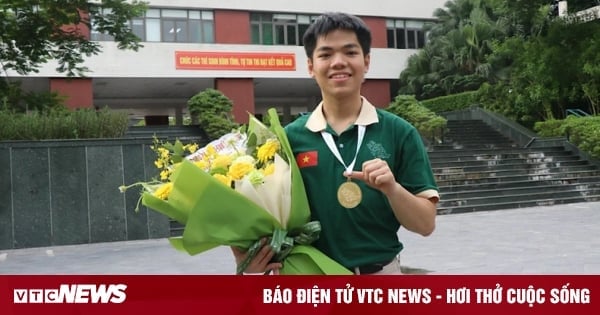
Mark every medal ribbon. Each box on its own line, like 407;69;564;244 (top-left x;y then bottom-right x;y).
321;125;366;176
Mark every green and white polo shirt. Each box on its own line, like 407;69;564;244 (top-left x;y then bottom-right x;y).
284;97;439;269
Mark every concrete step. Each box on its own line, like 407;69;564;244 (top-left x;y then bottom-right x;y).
432;143;519;150
435;165;599;181
440;182;600;200
443;131;512;137
445;120;498;126
438;175;600;192
437;194;600;214
444;130;512;135
428;146;567;157
431;156;586;168
436;170;600;186
443;133;513;138
437;138;516;148
438;188;600;208
429;118;600;213
429;151;576;163
433;160;595;174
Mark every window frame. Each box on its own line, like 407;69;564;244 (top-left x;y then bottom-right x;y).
91;7;215;44
386;18;430;49
250;12;316;46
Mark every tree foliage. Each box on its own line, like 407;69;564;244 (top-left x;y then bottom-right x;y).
400;0;517;98
481;18;600;127
0;0;147;77
187;88;239;140
399;0;600;128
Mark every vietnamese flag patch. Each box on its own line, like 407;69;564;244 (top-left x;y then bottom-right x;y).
296;151;318;168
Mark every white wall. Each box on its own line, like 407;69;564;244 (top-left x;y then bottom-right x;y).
7;0;446;79
11;42;420;80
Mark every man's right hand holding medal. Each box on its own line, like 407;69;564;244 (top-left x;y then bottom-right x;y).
346;158;437;237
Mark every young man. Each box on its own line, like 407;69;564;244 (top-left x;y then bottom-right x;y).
232;12;439;275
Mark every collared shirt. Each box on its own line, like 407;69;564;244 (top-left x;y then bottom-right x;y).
304;97;379;132
285;97;439;269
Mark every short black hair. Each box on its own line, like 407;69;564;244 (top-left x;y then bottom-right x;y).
302;12;372;59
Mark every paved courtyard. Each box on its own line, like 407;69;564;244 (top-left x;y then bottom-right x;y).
1;201;599;274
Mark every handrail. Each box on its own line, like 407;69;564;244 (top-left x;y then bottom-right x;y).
565;108;590;117
524;137;537;148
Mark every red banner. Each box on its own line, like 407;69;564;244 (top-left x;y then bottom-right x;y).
175;51;296;71
1;275;596;315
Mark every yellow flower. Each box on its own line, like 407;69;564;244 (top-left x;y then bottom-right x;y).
185;143;199;153
153;182;173;200
158;147;170;159
213;173;232;187
257;139;280;163
194;159;208;170
160;169;171;181
154;159;164;169
228;155;255;180
212;154;234;170
205;145;217;159
261;163;275;176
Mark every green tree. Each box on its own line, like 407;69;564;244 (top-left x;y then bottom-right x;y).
400;0;600;129
187;88;239;140
580;28;600;115
399;0;512;99
487;18;600;126
493;0;550;38
0;0;147;77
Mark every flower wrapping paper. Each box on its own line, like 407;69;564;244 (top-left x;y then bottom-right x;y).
141;108;351;275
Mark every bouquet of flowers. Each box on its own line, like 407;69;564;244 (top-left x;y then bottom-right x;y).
120;108;351;275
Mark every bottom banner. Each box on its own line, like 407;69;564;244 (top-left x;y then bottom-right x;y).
0;275;595;315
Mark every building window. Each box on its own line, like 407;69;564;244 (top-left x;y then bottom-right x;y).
386;19;428;49
251;12;316;46
91;8;214;43
90;8;116;41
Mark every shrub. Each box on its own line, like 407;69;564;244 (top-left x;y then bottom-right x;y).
386;95;447;143
187;88;239;140
0;106;128;140
534;116;600;159
420;91;477;113
532;119;566;137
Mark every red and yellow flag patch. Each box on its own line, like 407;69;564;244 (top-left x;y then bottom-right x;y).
296;151;318;168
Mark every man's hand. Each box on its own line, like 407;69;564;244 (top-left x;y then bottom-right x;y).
346;158;396;196
230;238;282;274
346;158;436;236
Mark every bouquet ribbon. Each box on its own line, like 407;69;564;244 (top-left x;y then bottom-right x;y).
236;221;321;274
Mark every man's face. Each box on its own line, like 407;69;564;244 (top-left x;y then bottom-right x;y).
307;29;370;99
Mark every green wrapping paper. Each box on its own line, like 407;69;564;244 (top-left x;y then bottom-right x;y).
141;109;351;275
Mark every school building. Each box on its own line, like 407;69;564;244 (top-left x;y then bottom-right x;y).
6;0;447;124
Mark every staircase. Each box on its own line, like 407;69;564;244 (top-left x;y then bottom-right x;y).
431;119;600;214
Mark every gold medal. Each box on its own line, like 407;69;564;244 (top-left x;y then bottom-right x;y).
321;125;366;209
337;180;362;209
